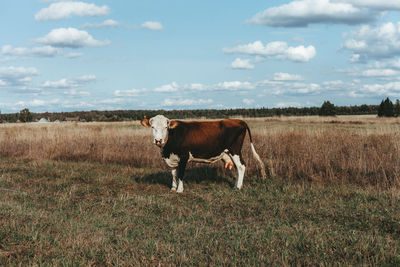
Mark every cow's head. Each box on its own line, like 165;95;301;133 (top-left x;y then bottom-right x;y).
141;115;178;147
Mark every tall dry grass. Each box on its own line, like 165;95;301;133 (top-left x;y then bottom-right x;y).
0;116;399;188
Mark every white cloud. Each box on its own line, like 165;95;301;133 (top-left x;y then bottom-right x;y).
64;89;90;96
346;0;400;10
61;101;95;109
154;82;179;92
349;53;361;63
350;82;400;97
141;21;163;31
42;78;71;89
0;79;6;86
215;81;255;91
259;78;323;96
2;45;61;57
16;99;47;107
76;75;96;82
273;72;304;81
276;102;301;107
41;75;96;89
184;83;208;91
247;0;373;27
162;98;213;107
243;98;254;105
0;66;39;87
37;28;110;48
223;41;316;62
99;98;124;104
360;68;400;78
231;58;254;69
0;66;39;79
343;22;400;60
183;81;256;91
83;19;120;28
35;1;110;21
114;88;145;97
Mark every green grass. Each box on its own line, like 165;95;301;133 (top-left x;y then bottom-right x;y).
0;158;399;265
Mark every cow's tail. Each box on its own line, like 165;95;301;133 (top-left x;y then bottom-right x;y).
246;125;267;179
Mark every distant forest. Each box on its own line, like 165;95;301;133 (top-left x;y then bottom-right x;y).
0;104;379;123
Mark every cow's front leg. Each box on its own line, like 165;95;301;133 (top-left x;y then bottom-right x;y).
171;168;177;191
176;157;188;193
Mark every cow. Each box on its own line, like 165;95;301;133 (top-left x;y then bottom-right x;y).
141;115;266;193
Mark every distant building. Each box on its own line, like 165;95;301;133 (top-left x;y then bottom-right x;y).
38;118;50;123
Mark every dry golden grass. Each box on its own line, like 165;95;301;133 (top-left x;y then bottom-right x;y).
1;115;399;188
1;116;400;265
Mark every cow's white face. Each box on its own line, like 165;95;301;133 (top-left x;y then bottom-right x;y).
150;115;169;147
141;115;172;147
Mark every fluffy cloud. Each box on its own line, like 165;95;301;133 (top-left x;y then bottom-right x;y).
247;0;372;27
343;22;400;61
258;78;323;95
231;58;254;69
0;66;39;79
350;82;400;97
223;41;316;62
214;81;255;91
345;0;400;10
37;28;110;48
183;81;256;91
273;72;304;81
154;82;179;92
0;66;39;87
2;45;61;57
162;98;213;107
184;83;208;91
141;21;163;31
83;19;119;28
243;98;254;105
360;68;400;78
35;1;109;21
114;88;145;97
64;89;90;97
15;99;47;107
41;75;96;89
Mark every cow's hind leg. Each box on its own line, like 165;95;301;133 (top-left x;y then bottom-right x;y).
231;154;246;190
171;169;177;191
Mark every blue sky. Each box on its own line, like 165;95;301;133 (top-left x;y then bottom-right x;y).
1;0;400;112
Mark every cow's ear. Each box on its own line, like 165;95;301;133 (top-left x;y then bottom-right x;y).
140;116;151;128
168;120;179;129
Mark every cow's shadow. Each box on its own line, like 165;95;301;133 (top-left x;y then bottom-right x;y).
134;165;234;188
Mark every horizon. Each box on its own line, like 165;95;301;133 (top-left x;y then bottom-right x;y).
0;101;383;116
2;1;400;113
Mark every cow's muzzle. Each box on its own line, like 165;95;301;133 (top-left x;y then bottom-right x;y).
154;138;163;147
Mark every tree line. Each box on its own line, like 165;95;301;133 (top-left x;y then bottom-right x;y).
0;100;397;123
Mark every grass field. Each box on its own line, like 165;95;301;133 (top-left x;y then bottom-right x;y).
1;115;400;265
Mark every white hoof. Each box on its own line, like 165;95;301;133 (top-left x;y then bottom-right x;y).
176;179;184;193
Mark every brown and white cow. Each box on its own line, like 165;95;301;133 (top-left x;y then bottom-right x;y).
141;115;266;193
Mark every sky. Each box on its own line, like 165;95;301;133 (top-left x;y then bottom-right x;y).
1;0;400;113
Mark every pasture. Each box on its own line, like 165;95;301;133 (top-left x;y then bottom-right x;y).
0;115;400;265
